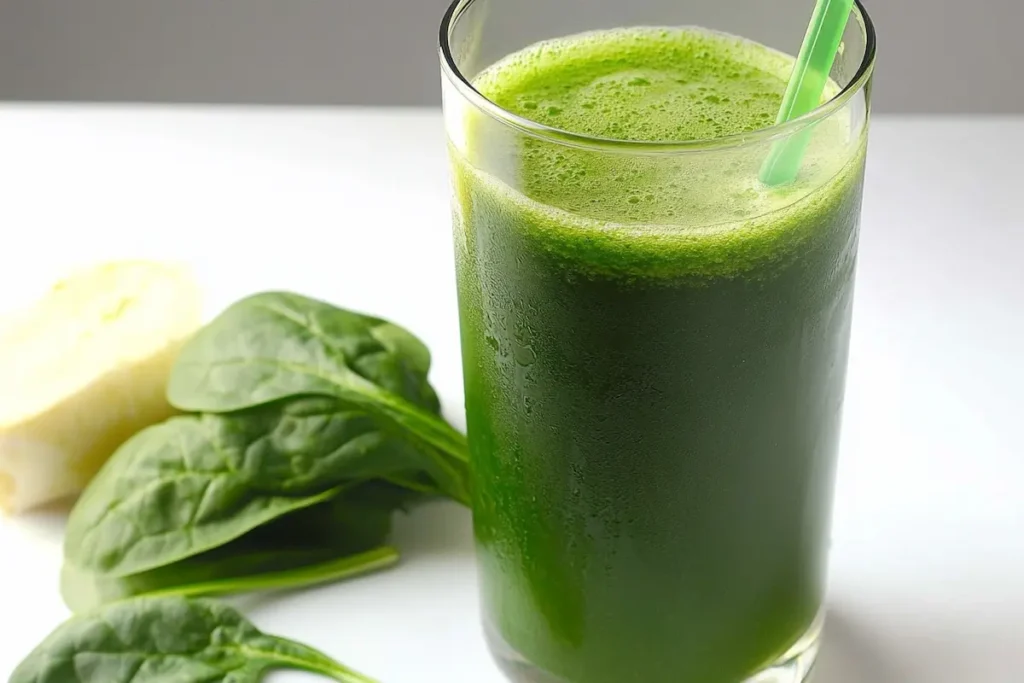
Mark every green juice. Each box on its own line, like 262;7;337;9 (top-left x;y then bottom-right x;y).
450;27;865;683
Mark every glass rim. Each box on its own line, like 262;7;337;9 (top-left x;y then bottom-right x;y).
439;0;877;154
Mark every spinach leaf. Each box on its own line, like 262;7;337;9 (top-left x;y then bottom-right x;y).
167;291;439;412
166;292;471;504
10;596;375;683
64;396;425;578
62;548;399;613
62;482;417;612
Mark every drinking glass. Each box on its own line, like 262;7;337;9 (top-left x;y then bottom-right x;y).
439;2;876;681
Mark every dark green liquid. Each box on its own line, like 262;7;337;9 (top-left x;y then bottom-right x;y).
451;27;865;683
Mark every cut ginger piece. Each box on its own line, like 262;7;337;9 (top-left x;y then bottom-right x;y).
0;261;202;514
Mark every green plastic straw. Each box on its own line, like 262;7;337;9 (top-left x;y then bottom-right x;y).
759;0;854;186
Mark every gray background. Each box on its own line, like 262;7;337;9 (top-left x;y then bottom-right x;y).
0;0;1016;113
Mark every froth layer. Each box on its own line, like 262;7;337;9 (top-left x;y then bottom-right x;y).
476;27;796;142
457;27;864;279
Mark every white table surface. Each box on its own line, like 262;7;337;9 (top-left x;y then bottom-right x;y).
0;107;1020;683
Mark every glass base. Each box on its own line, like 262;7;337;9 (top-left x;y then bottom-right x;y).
487;609;824;683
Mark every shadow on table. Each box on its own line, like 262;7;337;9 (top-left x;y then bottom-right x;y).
391;499;475;560
235;499;475;612
810;609;904;683
0;498;71;545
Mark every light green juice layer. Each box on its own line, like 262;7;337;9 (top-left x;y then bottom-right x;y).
463;27;858;279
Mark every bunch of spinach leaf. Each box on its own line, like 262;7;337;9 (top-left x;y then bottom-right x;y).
60;292;471;612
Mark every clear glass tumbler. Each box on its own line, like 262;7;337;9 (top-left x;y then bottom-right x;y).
439;2;875;682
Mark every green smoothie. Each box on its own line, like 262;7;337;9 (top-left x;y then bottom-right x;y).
449;27;865;683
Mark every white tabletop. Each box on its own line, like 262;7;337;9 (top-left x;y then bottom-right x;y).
0;107;1020;683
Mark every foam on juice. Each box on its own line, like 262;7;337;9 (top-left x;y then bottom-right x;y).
455;27;864;280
